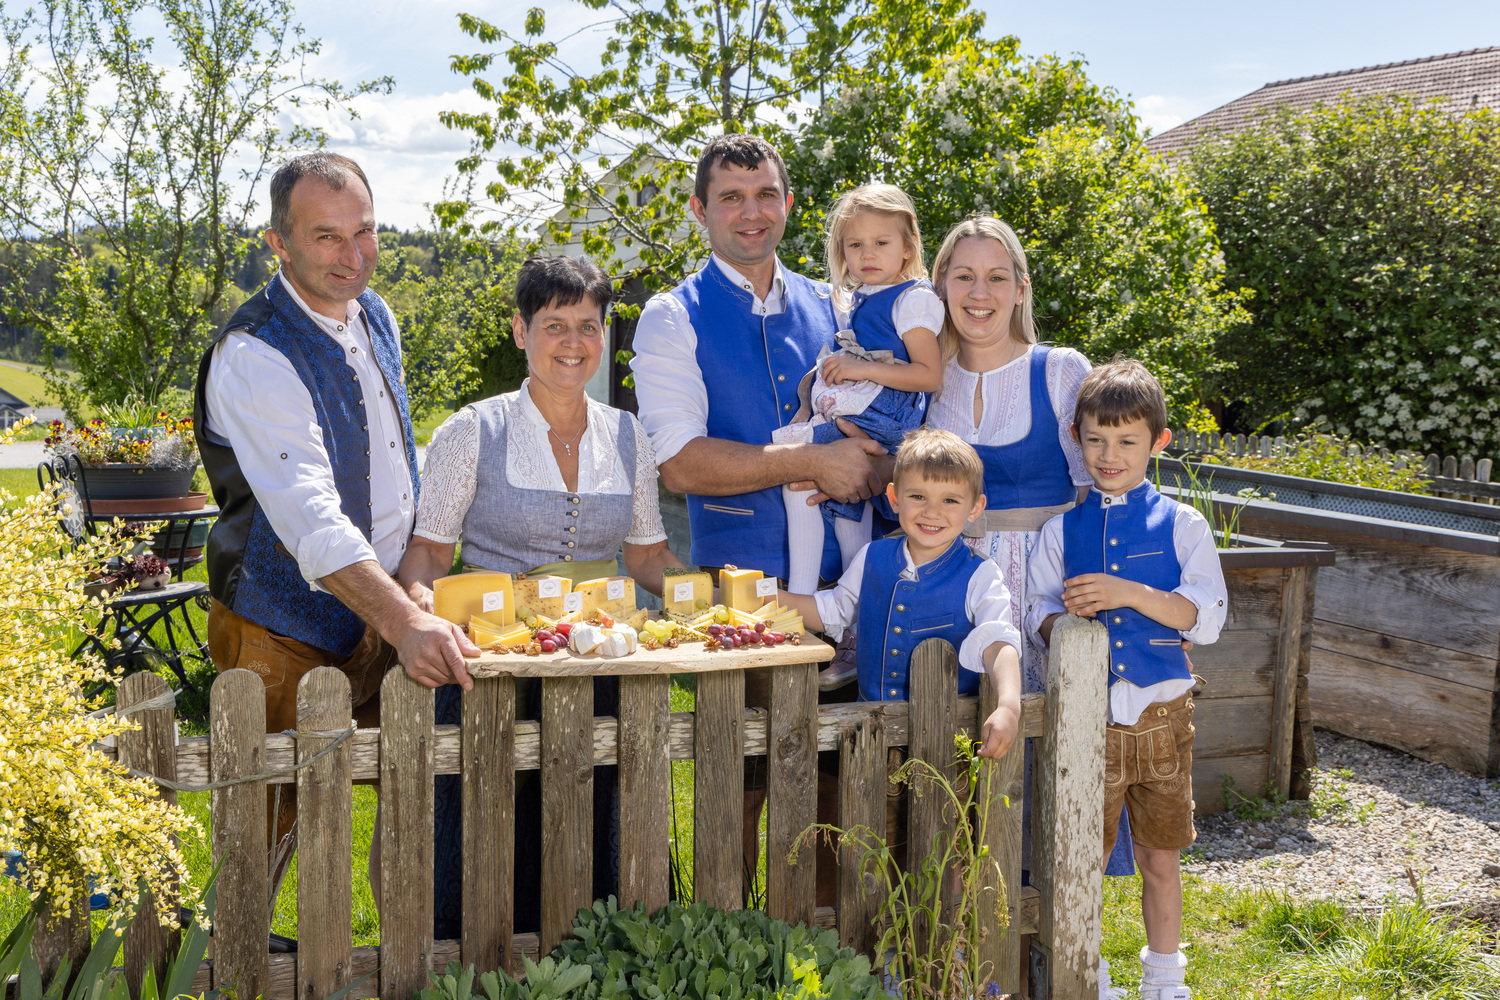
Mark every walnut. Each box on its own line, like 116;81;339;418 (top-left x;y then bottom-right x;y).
665;637;679;649
790;634;802;645
509;644;529;655
704;637;721;651
642;636;661;651
526;642;542;656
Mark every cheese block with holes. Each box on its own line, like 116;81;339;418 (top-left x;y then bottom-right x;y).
513;575;573;620
573;575;636;618
433;572;514;626
720;566;776;613
662;568;713;618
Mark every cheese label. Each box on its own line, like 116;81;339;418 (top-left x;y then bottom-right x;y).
607;579;626;601
538;578;563;599
756;577;778;598
673;581;695;603
563;592;584;613
483;590;505;613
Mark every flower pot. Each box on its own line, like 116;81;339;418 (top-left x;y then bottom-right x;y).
149;518;212;560
80;463;197;501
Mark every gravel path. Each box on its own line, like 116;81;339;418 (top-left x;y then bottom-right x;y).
1184;731;1500;910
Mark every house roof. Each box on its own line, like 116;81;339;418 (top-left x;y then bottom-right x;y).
0;385;26;409
1146;46;1500;156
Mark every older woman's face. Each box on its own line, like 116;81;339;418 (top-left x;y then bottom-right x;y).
513;297;607;393
941;236;1026;352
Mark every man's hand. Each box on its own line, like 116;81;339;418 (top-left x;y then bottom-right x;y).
395;612;480;691
821;355;875;386
790;418;894;501
978;703;1020;760
406;580;435;615
1061;572;1138;618
811;435;888;504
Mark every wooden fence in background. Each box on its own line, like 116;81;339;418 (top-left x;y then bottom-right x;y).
46;619;1115;1000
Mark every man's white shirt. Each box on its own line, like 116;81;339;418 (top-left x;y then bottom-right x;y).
202;272;415;589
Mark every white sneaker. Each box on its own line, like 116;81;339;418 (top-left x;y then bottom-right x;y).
1137;986;1191;1000
1099;957;1127;1000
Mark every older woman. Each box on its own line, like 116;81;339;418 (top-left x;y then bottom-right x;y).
398;254;686;936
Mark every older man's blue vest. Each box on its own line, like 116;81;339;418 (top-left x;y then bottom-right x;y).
194;277;419;656
973;346;1077;510
673;259;840;579
855;537;987;702
1061;482;1190;689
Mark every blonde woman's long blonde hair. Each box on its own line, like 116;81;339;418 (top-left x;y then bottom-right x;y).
930;216;1036;367
825;184;927;311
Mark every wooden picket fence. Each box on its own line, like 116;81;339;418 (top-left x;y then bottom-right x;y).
1169;428;1499;502
55;619;1115;1000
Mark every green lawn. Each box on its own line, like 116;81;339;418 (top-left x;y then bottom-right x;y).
0;359;64;410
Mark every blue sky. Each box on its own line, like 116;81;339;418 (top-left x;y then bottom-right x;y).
288;0;1500;229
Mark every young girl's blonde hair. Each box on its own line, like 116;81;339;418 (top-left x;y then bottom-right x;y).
825;184;927;311
930;216;1036;367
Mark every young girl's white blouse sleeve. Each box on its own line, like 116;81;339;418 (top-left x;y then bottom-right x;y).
626;416;669;546
413;408;481;544
893;284;946;338
1047;347;1094;486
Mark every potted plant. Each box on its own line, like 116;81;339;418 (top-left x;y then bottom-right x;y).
43;395;200;503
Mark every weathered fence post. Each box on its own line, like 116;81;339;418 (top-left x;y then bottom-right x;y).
693;669;745;909
836;704;885;956
1269;568;1308;799
117;672;179;998
978;674;1025;995
463;676;516;974
379;669;434;1000
296;667;353;1000
211;669;269;1000
908;639;959;968
618;674;670;918
1033;615;1107;1000
766;661;817;926
541;676;594;953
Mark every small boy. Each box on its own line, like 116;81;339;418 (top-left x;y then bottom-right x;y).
1026;359;1227;1000
778;427;1022;758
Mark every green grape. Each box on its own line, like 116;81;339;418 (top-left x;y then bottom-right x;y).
695;597;709;609
714;608;730;624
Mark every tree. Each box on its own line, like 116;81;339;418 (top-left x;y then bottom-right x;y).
0;0;391;419
1188;95;1500;454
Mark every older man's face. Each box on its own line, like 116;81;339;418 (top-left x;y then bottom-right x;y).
266;174;379;322
690;160;791;272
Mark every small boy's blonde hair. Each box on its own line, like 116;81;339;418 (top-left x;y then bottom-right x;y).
892;428;985;499
1073;358;1169;441
825;184;927;309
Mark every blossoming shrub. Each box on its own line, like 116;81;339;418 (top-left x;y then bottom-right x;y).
1188;95;1500;455
0;488;196;922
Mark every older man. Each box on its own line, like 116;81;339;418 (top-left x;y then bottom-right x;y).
194;152;478;857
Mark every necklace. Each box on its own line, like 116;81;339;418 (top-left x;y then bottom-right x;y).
548;423;585;457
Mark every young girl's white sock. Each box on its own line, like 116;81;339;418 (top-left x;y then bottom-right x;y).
831;501;873;572
783;484;825;594
1139;947;1189;998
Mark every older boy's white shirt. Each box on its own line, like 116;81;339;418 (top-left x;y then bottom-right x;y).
814;541;1023;674
1023;488;1228;726
631;254;788;465
202;272;416;589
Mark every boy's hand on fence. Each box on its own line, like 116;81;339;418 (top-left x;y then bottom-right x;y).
1060;572;1136;618
978;703;1019;760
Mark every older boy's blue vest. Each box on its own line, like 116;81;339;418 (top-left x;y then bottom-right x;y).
849;280;924;361
1061;481;1190;689
194;277;420;656
855;537;987;702
673;259;840;579
973;346;1076;509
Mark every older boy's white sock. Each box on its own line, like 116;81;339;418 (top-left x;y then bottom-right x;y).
784;484;825;595
831;502;873;572
1139;947;1189;998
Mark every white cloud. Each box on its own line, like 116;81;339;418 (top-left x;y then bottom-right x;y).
1134;94;1199;136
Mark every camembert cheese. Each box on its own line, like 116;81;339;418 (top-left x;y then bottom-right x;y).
573;576;636;618
514;575;573;620
433;572;514;626
662;568;713;618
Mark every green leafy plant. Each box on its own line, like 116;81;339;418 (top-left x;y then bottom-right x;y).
1220;775;1290;823
1202;432;1433;495
1154;456;1264;546
1253;895;1351;953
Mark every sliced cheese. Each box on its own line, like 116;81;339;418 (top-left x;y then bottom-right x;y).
471;617;529;648
662;568;713;618
720;567;776;613
434;572;514;626
514;575;572;620
573;575;637;618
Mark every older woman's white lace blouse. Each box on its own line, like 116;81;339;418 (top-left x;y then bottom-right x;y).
414;384;668;546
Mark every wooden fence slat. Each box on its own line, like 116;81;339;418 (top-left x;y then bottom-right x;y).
1035;616;1107;1000
541;677;593;953
977;675;1023;995
379;669;434;1000
908;639;959;966
297;668;354;1000
118;672;179;999
463;677;515;975
211;669;270;1000
693;669;745;910
1443;455;1458;478
836;706;884;956
1478;458;1493;483
618;674;670;916
1425;454;1440;475
1460;456;1475;481
1233;434;1246;456
766;661;817;926
1268;569;1306;799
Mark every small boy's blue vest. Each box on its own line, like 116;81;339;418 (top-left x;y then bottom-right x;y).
672;259;840;580
855;537;988;702
973;346;1077;509
848;280;923;361
194;277;420;656
1061;481;1190;689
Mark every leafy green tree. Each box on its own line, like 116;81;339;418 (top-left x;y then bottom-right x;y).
0;0;391;420
1188;95;1500;454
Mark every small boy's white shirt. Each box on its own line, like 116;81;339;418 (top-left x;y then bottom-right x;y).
836;281;945;339
1024;486;1229;726
814;539;1023;675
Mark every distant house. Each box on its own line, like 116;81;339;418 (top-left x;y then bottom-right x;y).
1146;46;1500;157
0;385;27;430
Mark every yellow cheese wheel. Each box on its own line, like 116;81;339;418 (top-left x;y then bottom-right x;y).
720;567;776;613
433;572;514;626
662;568;713;617
573;575;637;618
514;575;573;620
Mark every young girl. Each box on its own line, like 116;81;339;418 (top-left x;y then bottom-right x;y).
775;184;944;611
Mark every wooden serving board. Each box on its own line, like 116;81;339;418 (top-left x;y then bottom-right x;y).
467;632;833;677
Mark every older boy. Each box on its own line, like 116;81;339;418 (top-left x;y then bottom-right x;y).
1027;359;1227;1000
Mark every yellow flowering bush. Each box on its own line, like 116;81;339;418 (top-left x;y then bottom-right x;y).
0;487;197;922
